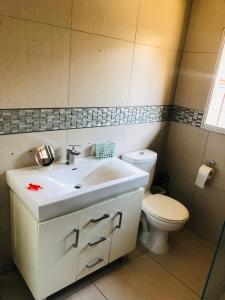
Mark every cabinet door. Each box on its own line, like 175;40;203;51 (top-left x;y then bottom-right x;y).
37;210;81;299
109;188;144;263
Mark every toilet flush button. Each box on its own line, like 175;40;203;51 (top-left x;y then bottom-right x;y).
138;151;145;155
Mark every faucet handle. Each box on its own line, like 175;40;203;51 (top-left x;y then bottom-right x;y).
68;144;81;151
68;144;82;156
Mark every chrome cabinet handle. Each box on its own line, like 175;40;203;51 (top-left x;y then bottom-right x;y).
88;237;106;247
86;258;104;269
115;211;123;229
73;228;80;248
90;213;110;223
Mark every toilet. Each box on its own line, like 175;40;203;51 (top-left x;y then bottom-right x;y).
122;149;189;255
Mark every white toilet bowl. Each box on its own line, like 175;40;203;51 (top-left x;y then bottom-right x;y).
140;192;189;254
122;149;189;255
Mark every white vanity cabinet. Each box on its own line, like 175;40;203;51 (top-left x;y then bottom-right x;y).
10;188;144;300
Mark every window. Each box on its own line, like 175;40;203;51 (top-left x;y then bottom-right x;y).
203;30;225;133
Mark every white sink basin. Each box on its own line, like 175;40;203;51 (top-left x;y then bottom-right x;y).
6;157;148;221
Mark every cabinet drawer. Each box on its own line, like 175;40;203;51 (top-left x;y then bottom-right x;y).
80;198;116;242
76;238;111;280
79;234;110;251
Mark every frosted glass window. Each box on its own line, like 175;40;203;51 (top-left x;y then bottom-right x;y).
203;30;225;133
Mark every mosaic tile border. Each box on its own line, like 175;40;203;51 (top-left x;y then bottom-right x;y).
0;105;170;135
0;105;204;135
170;105;204;127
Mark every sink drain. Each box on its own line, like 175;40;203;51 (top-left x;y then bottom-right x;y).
74;184;82;189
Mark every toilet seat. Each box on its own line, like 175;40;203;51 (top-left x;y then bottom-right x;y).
143;194;189;223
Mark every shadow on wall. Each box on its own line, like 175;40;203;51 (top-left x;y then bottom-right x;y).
165;123;225;247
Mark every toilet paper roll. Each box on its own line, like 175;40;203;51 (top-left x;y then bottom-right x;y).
195;164;215;189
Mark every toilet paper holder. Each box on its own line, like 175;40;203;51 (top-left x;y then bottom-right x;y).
195;161;216;189
206;160;216;168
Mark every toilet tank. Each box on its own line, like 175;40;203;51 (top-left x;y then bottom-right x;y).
122;149;157;189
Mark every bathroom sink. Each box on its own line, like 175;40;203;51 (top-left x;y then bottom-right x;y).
6;157;149;221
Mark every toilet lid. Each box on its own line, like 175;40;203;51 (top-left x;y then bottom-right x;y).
143;194;189;222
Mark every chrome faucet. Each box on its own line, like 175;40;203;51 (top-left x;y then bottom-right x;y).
66;145;81;165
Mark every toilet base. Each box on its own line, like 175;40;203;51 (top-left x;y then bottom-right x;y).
140;227;169;255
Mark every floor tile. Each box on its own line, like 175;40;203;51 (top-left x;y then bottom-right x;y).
0;272;33;300
89;243;146;282
94;253;199;300
49;277;92;300
63;283;106;300
127;241;147;260
87;263;114;283
0;233;213;300
147;230;213;296
219;291;225;300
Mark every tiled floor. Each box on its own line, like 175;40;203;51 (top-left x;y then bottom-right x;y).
219;292;225;300
0;230;213;300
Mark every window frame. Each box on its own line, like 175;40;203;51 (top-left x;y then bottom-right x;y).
202;28;225;134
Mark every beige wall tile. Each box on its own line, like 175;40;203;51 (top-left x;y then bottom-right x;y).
0;0;72;28
170;0;225;247
136;0;191;50
0;168;10;207
67;126;125;158
0;16;70;108
0;130;67;172
94;253;198;300
69;31;133;107
174;53;217;110
0;206;10;232
0;229;13;273
167;170;195;210
122;122;168;157
188;186;225;245
128;44;179;106
166;122;208;178
72;0;139;41
0;182;10;208
148;230;213;296
203;131;225;191
184;0;225;53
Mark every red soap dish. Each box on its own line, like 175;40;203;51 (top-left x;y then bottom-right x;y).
27;183;43;191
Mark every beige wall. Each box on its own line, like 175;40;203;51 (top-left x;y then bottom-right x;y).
0;0;190;108
166;0;225;245
0;1;190;273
